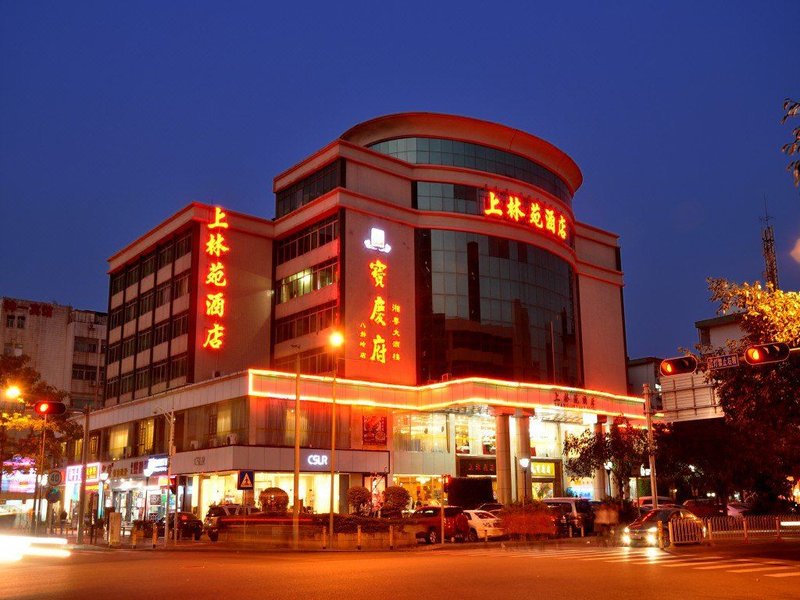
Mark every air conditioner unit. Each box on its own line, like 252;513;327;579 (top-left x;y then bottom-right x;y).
189;440;199;450
226;433;238;446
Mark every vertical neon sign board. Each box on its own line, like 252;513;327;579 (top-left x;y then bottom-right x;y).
359;228;401;364
202;206;230;350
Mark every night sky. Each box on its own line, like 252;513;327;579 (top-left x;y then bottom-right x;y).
1;1;798;360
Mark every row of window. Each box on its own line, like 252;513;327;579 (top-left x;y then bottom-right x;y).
275;159;345;218
5;315;25;329
273;347;335;375
108;312;189;362
370;138;572;205
275;215;339;265
110;232;193;295
74;337;105;354
274;301;337;344
72;364;105;382
277;258;338;304
106;354;187;397
414;182;482;215
109;273;190;329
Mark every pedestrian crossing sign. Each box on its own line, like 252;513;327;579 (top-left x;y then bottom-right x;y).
237;470;255;490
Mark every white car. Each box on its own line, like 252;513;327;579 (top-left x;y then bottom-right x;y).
464;510;505;542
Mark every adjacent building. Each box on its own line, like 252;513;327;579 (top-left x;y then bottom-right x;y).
63;113;645;523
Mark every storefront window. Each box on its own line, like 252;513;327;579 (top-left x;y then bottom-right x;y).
253;397;350;449
107;424;130;460
394;475;444;508
393;413;449;453
453;414;495;455
530;418;560;458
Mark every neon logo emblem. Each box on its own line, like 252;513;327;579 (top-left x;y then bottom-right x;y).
364;228;391;253
307;454;329;466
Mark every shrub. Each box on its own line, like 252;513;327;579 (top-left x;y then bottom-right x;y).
381;486;411;517
496;501;556;538
259;487;289;513
346;486;372;515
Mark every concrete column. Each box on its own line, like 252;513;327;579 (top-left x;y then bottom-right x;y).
495;414;512;505
515;415;531;502
593;420;607;500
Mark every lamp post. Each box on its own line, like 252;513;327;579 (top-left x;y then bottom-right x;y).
328;331;344;542
290;343;302;549
643;383;659;510
604;461;613;498
1;386;22;526
518;457;530;509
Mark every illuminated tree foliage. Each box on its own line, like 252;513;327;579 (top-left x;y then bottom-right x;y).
0;355;79;475
563;416;648;499
704;278;800;499
781;97;800;188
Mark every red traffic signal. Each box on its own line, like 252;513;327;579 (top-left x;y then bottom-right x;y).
34;400;67;415
744;342;790;366
659;356;698;377
442;474;451;494
168;475;178;495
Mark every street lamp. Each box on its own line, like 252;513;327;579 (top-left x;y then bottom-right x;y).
518;457;530;509
290;343;302;549
604;461;613;498
328;330;344;543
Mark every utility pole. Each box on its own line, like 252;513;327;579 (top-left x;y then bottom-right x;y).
33;415;48;535
292;346;301;549
644;384;659;510
76;407;90;544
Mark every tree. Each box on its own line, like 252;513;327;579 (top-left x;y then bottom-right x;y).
346;486;372;515
781;98;800;187
563;416;648;499
259;487;289;513
381;485;410;517
702;278;800;501
0;355;79;482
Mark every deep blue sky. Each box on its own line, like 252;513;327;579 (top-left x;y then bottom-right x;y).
1;1;798;359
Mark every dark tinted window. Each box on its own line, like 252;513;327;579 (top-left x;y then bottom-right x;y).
275;160;345;218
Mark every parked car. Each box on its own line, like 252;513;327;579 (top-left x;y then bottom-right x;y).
409;506;469;544
635;496;675;507
156;512;203;540
464;510;505;541
622;507;704;546
477;502;504;513
726;502;751;518
543;498;594;535
204;504;260;541
682;499;726;518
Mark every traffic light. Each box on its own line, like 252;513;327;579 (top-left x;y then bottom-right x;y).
442;475;451;494
659;356;698;376
33;400;67;415
744;342;790;366
168;475;178;495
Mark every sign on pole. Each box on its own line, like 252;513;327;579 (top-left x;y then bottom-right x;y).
237;470;254;490
707;354;740;370
47;470;63;486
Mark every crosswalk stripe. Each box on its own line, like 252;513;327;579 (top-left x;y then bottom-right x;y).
692;560;760;570
765;571;800;578
728;565;792;573
657;559;724;568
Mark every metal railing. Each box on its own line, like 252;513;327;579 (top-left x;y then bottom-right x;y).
667;515;800;545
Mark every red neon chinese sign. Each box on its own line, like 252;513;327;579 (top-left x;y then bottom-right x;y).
483;190;570;243
359;248;401;365
202;206;230;350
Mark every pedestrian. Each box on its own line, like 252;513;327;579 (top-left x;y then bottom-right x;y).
595;502;611;546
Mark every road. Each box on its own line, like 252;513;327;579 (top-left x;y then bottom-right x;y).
1;541;799;599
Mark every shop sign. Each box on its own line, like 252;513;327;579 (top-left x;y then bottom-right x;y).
193;457;206;466
149;494;162;506
531;461;556;478
307;454;329;467
2;299;53;318
362;415;387;445
1;458;35;494
66;465;83;484
483;190;570;245
86;463;100;483
457;456;497;477
202;206;231;351
553;391;596;410
146;456;169;475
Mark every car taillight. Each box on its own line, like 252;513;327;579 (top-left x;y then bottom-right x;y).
181;516;188;521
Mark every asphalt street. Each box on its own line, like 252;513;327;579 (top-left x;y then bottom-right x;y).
1;541;798;600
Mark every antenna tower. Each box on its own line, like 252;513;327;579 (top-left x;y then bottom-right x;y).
761;199;779;289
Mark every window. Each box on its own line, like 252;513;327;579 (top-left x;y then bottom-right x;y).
170;354;188;380
135;367;150;390
277;258;338;303
275;159;345;218
120;373;134;394
72;364;99;381
138;329;152;353
124;301;137;323
152;360;169;385
106;377;120;398
107;342;121;363
110;273;126;295
155;282;171;307
141;253;157;278
273;347;335;375
172;273;190;299
109;308;123;329
393;413;449;453
158;244;174;269
275;302;337;343
74;338;98;353
172;312;189;338
174;233;192;259
6;315;15;328
121;337;137;358
125;266;140;288
275;215;339;264
138;292;154;316
89;434;99;457
16;316;25;329
154;321;171;346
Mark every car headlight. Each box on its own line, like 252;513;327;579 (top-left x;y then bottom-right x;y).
647;526;657;533
623;526;630;533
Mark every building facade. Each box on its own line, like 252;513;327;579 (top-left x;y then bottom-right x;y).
65;113;644;523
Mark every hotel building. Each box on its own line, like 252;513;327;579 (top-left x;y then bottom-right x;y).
63;113;644;522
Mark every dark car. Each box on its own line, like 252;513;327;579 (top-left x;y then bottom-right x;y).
622;507;704;546
682;499;726;518
543;498;595;535
409;506;470;544
156;512;203;540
